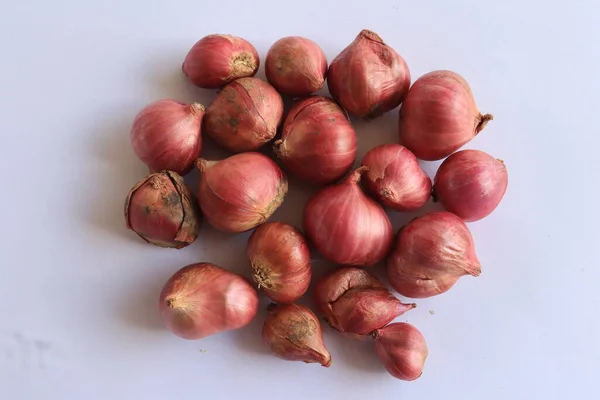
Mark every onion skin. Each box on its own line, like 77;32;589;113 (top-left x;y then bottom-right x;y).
303;167;394;266
262;304;332;367
124;171;200;249
182;34;259;88
373;323;428;381
204;77;284;153
327;29;411;119
274;96;357;185
433;150;508;222
314;267;415;339
398;70;493;161
361;144;432;211
246;222;311;303
265;36;328;96
196;153;288;233
130;100;204;175
159;263;258;340
386;212;481;298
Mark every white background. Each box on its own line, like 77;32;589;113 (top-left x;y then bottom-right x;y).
1;0;599;399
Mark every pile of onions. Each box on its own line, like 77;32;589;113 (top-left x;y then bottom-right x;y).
130;99;204;175
327;29;411;118
265;36;328;96
204;77;284;152
124;171;201;248
361;144;431;211
314;268;415;339
433;149;508;221
196;153;288;233
303;167;393;266
373;323;428;381
182;34;259;88
246;222;311;303
159;263;258;339
398;70;493;160
274;96;357;185
387;212;481;298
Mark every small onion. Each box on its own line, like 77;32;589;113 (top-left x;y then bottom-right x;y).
398;70;493;160
204;77;284;152
274;96;357;185
196;153;288;233
130;99;204;175
433;149;508;222
159;263;258;340
361;144;432;211
182;34;259;88
373;323;428;381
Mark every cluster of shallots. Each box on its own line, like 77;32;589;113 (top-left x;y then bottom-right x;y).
123;30;507;382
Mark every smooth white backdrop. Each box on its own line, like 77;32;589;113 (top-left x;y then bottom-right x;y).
1;1;599;399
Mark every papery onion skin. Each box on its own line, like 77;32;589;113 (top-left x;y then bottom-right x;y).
262;303;332;367
204;77;284;153
182;34;259;88
130;100;204;175
159;263;258;340
386;212;481;298
433;150;508;222
196;153;288;233
303;167;393;266
314;267;415;339
361;144;432;211
327;29;411;119
246;222;312;303
124;171;201;249
373;323;428;381
274;96;357;185
265;36;328;96
398;70;493;161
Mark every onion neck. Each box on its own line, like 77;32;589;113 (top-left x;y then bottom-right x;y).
195;158;218;173
345;166;369;186
476;113;494;133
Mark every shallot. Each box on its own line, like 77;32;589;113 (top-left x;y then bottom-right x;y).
373;323;428;381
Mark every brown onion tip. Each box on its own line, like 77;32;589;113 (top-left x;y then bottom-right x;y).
476;113;494;133
359;29;384;43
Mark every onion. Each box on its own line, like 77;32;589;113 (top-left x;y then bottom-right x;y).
314;267;415;339
304;167;393;266
262;303;332;367
398;70;493;160
204;77;284;153
273;96;357;185
246;222;311;303
433;150;508;221
386;212;481;298
196;153;288;233
130;100;204;175
373;323;428;381
265;36;328;96
182;34;259;88
124;171;201;248
327;29;411;119
159;263;258;339
361;144;432;211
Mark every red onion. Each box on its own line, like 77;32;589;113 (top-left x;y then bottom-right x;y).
159;263;258;339
387;212;481;298
361;144;432;211
124;171;201;248
398;70;493;160
130;100;204;175
327;29;411;119
182;34;259;88
314;268;415;339
262;303;332;367
274;96;357;185
433;150;508;222
373;323;428;381
265;36;328;96
246;222;311;303
196;153;288;233
204;77;284;153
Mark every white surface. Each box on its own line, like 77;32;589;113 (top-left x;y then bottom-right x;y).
1;0;599;399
